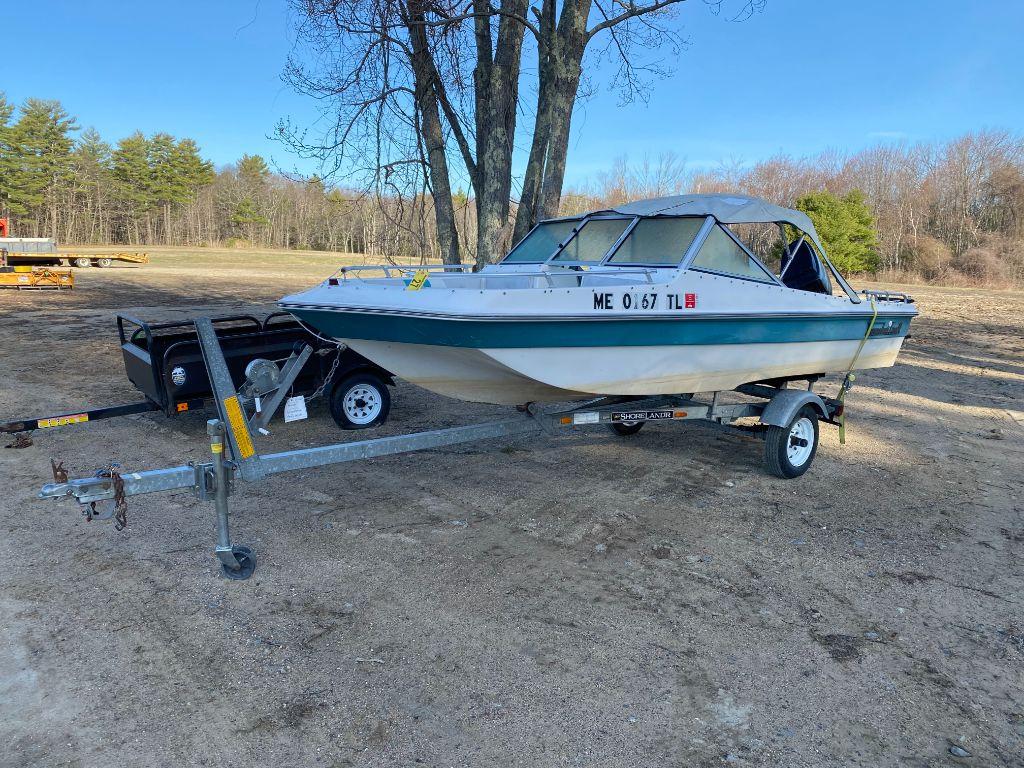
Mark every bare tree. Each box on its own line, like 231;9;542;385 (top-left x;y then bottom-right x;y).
284;0;764;266
280;0;463;263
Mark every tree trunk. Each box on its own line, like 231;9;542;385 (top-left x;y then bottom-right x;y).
473;0;528;267
406;2;461;265
511;0;557;246
536;63;582;220
512;0;588;236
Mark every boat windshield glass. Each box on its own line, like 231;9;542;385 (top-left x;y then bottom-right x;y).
607;217;705;265
690;224;776;282
551;218;631;263
504;220;577;263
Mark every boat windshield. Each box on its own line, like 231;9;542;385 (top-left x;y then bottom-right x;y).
689;224;776;282
503;220;578;263
607;217;705;265
551;218;631;263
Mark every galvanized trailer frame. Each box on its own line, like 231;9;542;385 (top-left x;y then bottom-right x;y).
37;317;841;580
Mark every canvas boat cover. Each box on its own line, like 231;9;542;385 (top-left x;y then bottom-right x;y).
582;193;826;254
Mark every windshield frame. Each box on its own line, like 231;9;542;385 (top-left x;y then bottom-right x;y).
501;213;715;269
502;212;827;289
683;221;783;286
501;218;581;264
546;214;637;266
603;215;714;268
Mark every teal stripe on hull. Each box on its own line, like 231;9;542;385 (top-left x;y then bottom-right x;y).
286;307;912;348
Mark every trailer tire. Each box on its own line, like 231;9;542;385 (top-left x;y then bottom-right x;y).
95;258;113;268
330;372;390;429
73;257;92;268
607;421;644;436
764;405;819;479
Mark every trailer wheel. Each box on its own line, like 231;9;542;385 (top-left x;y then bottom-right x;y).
764;405;819;478
607;420;644;436
330;372;390;429
73;257;92;268
95;258;113;268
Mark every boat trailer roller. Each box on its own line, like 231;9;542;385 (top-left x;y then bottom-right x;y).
37;317;843;580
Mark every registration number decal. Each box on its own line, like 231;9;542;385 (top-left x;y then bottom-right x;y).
593;292;695;310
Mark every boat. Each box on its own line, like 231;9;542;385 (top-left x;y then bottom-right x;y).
279;194;917;405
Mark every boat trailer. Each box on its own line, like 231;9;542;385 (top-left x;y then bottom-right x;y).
37;318;843;580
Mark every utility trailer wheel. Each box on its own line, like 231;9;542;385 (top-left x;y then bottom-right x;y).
220;545;256;580
607;421;644;436
764;405;819;479
73;257;92;268
330;372;391;429
95;258;113;268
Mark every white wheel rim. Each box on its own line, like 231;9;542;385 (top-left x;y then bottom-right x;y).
343;385;381;425
787;417;815;467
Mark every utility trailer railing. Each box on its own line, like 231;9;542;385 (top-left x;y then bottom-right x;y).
37;317;841;580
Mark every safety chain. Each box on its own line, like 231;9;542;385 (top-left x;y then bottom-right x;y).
87;466;128;530
308;346;344;401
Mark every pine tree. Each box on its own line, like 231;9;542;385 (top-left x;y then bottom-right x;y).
237;154;270;186
0;92;15;216
72;128;114;241
231;154;271;245
3;99;77;234
112;132;153;242
794;190;880;274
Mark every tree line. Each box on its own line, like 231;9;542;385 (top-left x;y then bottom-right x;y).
0;94;448;255
562;130;1024;284
1;93;1022;284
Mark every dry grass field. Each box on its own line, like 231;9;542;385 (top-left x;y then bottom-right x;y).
0;249;1022;767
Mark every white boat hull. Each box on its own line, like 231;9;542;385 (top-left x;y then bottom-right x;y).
343;336;907;405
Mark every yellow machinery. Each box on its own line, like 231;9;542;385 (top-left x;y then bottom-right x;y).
0;257;74;290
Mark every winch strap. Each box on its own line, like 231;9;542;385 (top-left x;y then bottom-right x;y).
838;299;878;445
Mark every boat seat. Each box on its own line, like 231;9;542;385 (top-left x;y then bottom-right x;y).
781;240;832;294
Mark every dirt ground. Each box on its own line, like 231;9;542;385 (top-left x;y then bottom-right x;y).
1;251;1022;768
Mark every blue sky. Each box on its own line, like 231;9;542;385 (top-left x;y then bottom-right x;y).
3;1;1023;187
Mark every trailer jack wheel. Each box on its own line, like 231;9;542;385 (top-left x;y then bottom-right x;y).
218;545;256;580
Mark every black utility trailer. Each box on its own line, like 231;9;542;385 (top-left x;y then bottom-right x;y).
2;312;394;434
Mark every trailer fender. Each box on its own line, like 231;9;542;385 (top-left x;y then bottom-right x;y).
759;390;828;428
